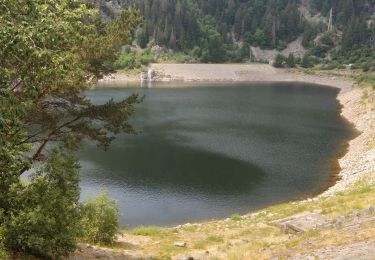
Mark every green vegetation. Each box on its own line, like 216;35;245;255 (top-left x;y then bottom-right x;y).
80;193;120;246
230;214;242;221
0;0;140;258
193;235;224;249
3;147;81;258
130;226;168;236
91;0;305;62
273;53;298;68
113;48;154;70
91;0;374;68
286;53;296;68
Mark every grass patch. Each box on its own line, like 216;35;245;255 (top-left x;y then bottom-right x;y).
207;235;224;243
180;225;198;232
355;71;375;88
230;214;242;221
129;226;167;236
193;235;224;249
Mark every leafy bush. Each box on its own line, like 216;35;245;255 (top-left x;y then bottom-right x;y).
0;220;8;259
3;150;82;258
273;54;286;68
230;214;242;221
80;193;119;246
301;53;313;68
113;51;139;70
156;52;193;63
190;46;202;57
138;49;154;65
331;46;375;72
113;49;155;70
276;41;287;51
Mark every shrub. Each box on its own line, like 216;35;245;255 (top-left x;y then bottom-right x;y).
301;53;313;68
191;46;202;57
3;150;82;258
80;193;119;246
276;41;287;51
113;52;139;70
138;49;155;66
273;54;286;68
230;214;242;221
0;221;8;259
113;49;155;70
286;54;296;68
319;33;334;46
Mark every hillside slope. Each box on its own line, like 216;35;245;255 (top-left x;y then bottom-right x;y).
91;0;374;65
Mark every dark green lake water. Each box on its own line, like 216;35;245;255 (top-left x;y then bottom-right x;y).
80;82;355;227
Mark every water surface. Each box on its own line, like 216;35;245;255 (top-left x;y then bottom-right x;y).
80;82;354;227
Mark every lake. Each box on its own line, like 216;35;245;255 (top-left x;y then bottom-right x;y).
80;82;355;227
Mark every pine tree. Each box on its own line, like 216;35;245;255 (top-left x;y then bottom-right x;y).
287;53;296;68
0;0;140;257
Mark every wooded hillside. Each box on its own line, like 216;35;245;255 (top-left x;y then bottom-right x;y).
90;0;374;67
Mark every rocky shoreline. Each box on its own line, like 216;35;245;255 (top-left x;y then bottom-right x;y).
321;86;375;196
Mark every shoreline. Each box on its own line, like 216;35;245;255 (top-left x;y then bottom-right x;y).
100;64;353;91
99;64;374;200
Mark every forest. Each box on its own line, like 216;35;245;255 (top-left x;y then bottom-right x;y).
91;0;375;68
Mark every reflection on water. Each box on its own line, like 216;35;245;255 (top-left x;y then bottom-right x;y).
80;82;355;227
81;138;265;194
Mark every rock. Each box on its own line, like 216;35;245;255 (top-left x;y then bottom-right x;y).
272;212;329;233
176;257;193;260
174;241;187;247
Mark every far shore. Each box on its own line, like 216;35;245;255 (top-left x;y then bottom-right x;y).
99;63;374;200
99;63;353;92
